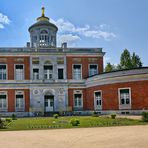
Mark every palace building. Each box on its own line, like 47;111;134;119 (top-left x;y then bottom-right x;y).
0;8;148;116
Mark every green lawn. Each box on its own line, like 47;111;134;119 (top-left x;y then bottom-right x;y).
0;116;148;131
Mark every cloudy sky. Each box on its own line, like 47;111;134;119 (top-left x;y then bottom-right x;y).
0;0;148;66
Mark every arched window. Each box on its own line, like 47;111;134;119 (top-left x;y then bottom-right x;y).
39;30;49;46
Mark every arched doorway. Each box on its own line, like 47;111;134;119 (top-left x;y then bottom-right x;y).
44;91;54;112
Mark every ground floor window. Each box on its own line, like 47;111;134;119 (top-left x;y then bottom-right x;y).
73;91;83;107
94;91;102;110
16;92;24;112
0;92;7;111
119;88;131;105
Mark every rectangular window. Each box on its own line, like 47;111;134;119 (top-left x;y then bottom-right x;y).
0;94;7;111
44;65;53;80
94;91;102;110
74;94;82;107
119;89;130;105
33;68;39;80
16;94;24;111
73;65;82;80
0;65;7;80
58;68;64;79
89;65;98;76
15;65;24;80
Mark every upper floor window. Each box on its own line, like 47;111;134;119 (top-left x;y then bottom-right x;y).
15;91;24;112
0;65;7;80
44;65;53;80
58;68;64;79
15;65;24;80
89;64;98;76
0;92;7;112
33;69;39;80
119;88;131;105
73;65;82;80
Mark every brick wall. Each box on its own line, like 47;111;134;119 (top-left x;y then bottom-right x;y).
0;56;30;80
66;56;103;79
68;80;148;111
0;89;30;112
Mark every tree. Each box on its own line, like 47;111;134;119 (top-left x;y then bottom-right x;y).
105;62;115;72
104;49;143;72
131;52;143;68
120;49;132;69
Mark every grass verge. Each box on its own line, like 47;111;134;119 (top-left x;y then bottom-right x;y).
0;116;147;131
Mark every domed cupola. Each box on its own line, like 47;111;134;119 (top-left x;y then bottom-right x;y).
28;7;58;48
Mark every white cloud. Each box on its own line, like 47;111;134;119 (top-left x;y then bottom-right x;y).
0;13;11;29
51;18;116;42
57;34;81;46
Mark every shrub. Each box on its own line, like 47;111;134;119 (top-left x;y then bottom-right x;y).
142;112;148;122
0;118;7;129
70;118;80;126
92;111;99;117
111;114;116;119
12;114;17;120
6;118;12;123
53;114;59;119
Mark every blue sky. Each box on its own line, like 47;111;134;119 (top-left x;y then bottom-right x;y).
0;0;148;66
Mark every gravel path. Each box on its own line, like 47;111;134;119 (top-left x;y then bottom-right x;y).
0;125;148;148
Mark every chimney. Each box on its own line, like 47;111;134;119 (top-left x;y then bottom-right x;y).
61;42;67;48
26;42;30;47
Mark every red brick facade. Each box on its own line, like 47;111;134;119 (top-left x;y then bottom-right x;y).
0;89;30;112
0;56;30;80
68;80;148;111
66;56;103;79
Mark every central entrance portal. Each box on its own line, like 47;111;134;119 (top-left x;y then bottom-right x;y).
44;95;54;112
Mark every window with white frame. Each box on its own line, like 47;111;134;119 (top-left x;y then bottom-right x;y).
74;93;83;107
33;68;39;80
0;92;7;111
94;91;102;106
73;65;82;80
119;89;130;105
15;92;24;111
89;65;98;76
15;65;24;80
0;65;7;80
44;65;53;80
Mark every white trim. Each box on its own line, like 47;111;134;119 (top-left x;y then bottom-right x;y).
0;64;8;80
72;64;82;80
94;90;102;110
0;91;8;112
14;64;25;80
43;64;53;80
118;87;131;109
73;90;83;108
88;64;98;77
15;90;25;112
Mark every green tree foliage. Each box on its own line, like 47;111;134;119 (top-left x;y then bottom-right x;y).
105;63;114;72
104;49;143;72
131;52;143;68
120;49;132;69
